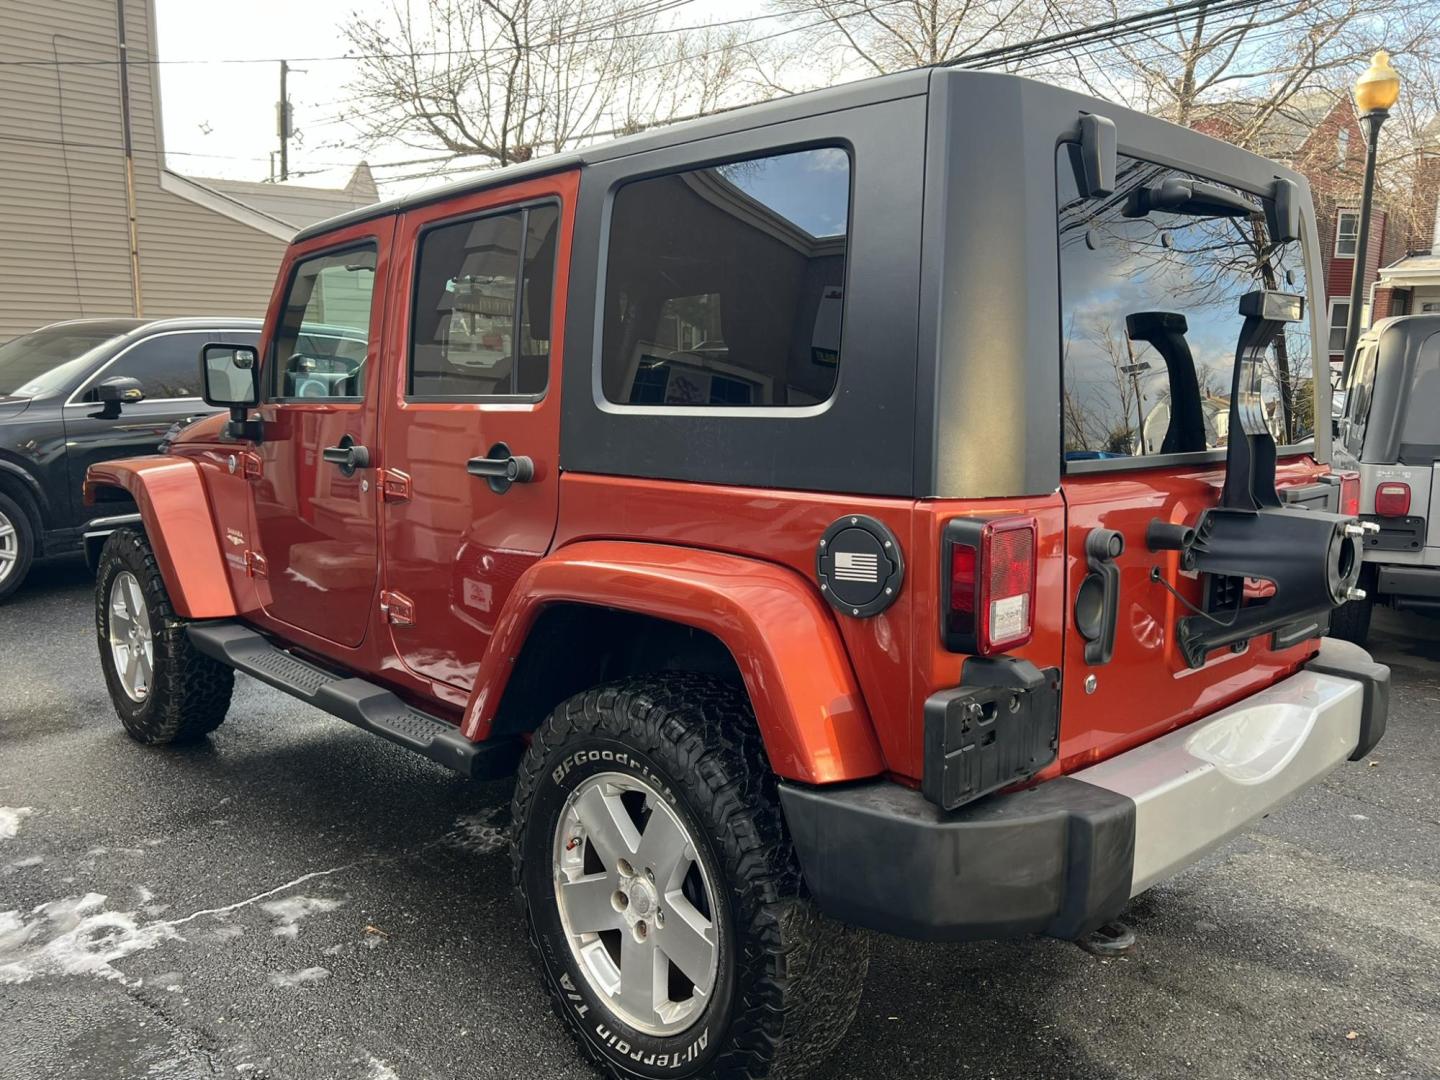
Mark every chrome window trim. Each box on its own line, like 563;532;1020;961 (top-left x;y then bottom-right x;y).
66;327;260;407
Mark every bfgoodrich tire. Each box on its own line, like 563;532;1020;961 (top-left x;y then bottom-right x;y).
0;491;36;603
95;527;234;744
512;674;869;1080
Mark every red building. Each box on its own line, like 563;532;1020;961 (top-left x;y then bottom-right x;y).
1195;94;1440;383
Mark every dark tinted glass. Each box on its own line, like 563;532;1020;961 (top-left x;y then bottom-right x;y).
0;323;137;397
272;245;376;400
600;147;850;408
410;204;559;397
1340;340;1379;456
1058;148;1315;461
101;330;258;401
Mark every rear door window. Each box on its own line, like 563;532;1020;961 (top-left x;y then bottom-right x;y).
600;146;850;408
1058;148;1314;463
409;203;558;398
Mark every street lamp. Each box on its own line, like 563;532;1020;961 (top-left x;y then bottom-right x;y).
1340;50;1402;383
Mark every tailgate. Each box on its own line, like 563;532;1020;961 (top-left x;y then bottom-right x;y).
1058;458;1331;773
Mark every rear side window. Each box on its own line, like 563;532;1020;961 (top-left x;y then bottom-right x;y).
1340;341;1378;456
1057;148;1314;463
600;146;850;408
271;245;376;401
410;203;559;398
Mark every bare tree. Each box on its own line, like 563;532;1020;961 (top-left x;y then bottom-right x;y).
1045;0;1440;146
341;0;764;172
766;0;1069;78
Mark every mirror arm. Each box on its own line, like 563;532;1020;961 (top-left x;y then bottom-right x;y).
225;407;264;443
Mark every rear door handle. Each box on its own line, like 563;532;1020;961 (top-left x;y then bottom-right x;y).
322;435;370;477
467;442;534;494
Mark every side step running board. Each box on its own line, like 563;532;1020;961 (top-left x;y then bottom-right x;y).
187;621;522;780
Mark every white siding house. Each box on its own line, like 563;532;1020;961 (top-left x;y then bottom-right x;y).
0;0;377;340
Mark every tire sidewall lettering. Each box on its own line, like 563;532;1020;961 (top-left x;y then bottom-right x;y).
526;736;727;1078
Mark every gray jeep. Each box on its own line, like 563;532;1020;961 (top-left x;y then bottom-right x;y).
1332;313;1440;641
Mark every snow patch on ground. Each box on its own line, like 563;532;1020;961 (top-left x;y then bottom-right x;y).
268;965;330;988
0;807;34;840
2;855;44;874
448;808;510;854
363;1052;400;1080
260;895;344;938
0;893;177;984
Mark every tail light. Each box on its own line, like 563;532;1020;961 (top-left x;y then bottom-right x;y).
1338;471;1361;517
1375;482;1411;517
943;516;1037;654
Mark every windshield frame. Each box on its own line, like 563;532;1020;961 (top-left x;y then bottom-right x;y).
1056;143;1325;476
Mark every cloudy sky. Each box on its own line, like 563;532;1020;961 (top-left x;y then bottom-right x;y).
152;0;774;196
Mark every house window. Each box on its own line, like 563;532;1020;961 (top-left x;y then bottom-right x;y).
1336;127;1350;165
1335;210;1360;258
1328;298;1351;354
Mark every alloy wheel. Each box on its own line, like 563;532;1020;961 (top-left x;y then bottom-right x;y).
0;508;17;587
108;570;154;702
552;771;720;1037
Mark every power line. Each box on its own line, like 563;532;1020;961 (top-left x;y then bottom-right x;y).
0;0;699;67
951;0;1267;71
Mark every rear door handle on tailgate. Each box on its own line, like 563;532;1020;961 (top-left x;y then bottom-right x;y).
1076;528;1124;665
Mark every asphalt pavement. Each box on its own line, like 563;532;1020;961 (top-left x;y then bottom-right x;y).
2;559;1438;1080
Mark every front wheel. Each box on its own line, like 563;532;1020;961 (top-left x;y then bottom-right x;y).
512;675;868;1080
95;528;234;744
0;492;36;602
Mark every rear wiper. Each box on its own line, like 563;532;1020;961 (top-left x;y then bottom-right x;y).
1123;178;1256;220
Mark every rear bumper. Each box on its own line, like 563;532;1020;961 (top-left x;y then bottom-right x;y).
1376;564;1440;601
779;637;1388;941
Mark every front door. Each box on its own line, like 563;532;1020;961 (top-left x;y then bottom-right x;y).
379;175;575;690
251;221;393;649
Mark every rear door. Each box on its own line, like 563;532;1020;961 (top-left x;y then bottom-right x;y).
1056;147;1326;769
377;173;575;691
250;220;393;649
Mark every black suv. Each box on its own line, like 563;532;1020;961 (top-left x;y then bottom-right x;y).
0;317;261;600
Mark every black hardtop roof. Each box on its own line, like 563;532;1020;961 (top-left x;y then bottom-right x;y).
293;66;936;242
295;65;1307;245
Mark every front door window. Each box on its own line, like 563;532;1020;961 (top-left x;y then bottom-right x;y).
271;247;376;401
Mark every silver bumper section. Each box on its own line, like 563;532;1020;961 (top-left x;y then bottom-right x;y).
780;638;1388;942
1076;668;1363;896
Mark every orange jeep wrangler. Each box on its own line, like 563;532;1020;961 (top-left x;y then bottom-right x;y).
86;68;1389;1080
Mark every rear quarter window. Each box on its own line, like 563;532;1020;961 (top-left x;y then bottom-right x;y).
599;146;850;409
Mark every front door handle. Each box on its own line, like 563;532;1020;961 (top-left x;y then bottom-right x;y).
322;435;370;477
467;442;535;494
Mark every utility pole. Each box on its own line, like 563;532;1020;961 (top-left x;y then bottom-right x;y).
115;0;143;316
277;60;292;181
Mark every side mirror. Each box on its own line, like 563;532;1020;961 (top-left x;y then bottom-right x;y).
201;342;260;408
95;375;145;405
91;375;144;418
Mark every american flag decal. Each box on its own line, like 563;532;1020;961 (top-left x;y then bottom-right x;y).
833;551;881;584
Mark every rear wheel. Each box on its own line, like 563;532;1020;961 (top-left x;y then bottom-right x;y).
512;674;868;1080
0;492;36;602
95;528;234;744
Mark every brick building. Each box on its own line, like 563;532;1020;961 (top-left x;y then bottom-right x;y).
1194;93;1440;383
